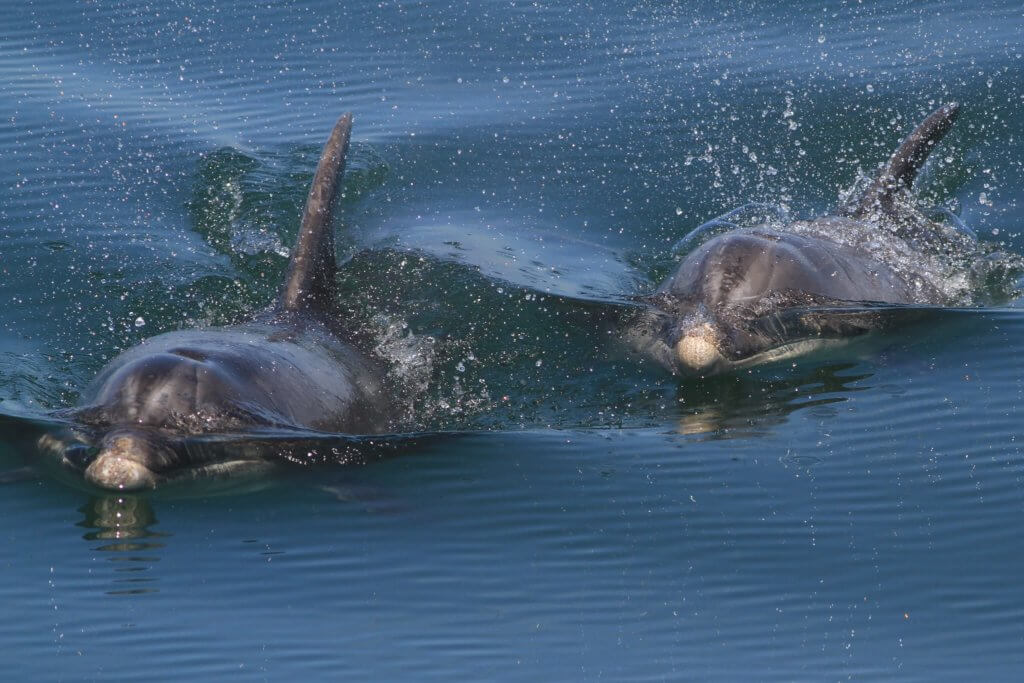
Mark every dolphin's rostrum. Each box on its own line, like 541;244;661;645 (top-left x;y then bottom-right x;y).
57;114;395;490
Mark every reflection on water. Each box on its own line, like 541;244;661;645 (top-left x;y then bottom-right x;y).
77;496;167;596
674;362;872;437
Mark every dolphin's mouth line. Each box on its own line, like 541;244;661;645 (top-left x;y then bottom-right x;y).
672;331;853;375
40;424;449;492
663;302;883;374
39;427;273;492
87;457;279;492
718;337;854;371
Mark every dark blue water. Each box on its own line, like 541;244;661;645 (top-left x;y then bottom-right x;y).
3;0;1024;678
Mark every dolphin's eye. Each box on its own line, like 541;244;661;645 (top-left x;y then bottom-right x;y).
63;443;100;469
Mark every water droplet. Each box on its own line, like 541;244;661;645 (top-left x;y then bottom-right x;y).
134;316;145;328
817;35;826;44
456;362;466;373
865;84;874;93
535;359;543;367
675;207;683;216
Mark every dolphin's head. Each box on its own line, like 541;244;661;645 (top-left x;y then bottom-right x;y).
627;230;793;374
631;224;903;375
57;349;269;491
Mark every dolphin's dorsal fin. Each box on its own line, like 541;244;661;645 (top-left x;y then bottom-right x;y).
278;113;353;313
847;103;960;218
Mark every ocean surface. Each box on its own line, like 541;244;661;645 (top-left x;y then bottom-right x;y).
3;0;1024;679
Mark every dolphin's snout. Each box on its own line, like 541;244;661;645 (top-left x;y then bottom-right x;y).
675;322;725;373
85;455;157;491
84;433;160;491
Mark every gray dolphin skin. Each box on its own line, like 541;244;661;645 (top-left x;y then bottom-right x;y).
630;103;966;375
55;113;395;491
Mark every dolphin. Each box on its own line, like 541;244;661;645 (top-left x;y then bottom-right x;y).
48;113;397;491
628;103;995;375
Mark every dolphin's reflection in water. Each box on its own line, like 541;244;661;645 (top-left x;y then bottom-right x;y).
672;362;873;437
77;495;167;596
